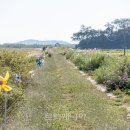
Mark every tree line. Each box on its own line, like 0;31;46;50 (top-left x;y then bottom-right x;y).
72;18;130;55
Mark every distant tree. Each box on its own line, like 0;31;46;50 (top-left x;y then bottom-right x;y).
71;25;92;41
112;18;130;55
55;43;60;47
72;18;130;50
104;22;115;37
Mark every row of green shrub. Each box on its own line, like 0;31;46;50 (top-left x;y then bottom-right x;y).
66;49;130;92
0;49;35;120
66;50;106;71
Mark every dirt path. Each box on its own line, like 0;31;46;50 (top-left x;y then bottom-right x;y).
28;48;43;58
6;49;130;130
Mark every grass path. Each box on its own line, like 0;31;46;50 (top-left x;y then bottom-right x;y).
6;49;130;130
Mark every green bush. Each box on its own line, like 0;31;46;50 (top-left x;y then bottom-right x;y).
94;56;130;91
48;52;52;57
66;49;130;92
0;49;34;120
66;50;105;71
83;53;105;71
73;55;86;70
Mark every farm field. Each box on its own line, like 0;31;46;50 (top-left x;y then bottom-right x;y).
1;48;130;130
76;49;130;56
103;49;130;56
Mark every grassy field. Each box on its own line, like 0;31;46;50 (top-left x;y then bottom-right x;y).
4;48;130;130
102;49;130;56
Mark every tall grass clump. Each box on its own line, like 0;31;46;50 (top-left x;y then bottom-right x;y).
72;54;86;70
83;53;105;71
66;50;106;71
66;50;75;59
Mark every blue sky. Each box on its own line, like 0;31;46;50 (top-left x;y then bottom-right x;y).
0;0;130;43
